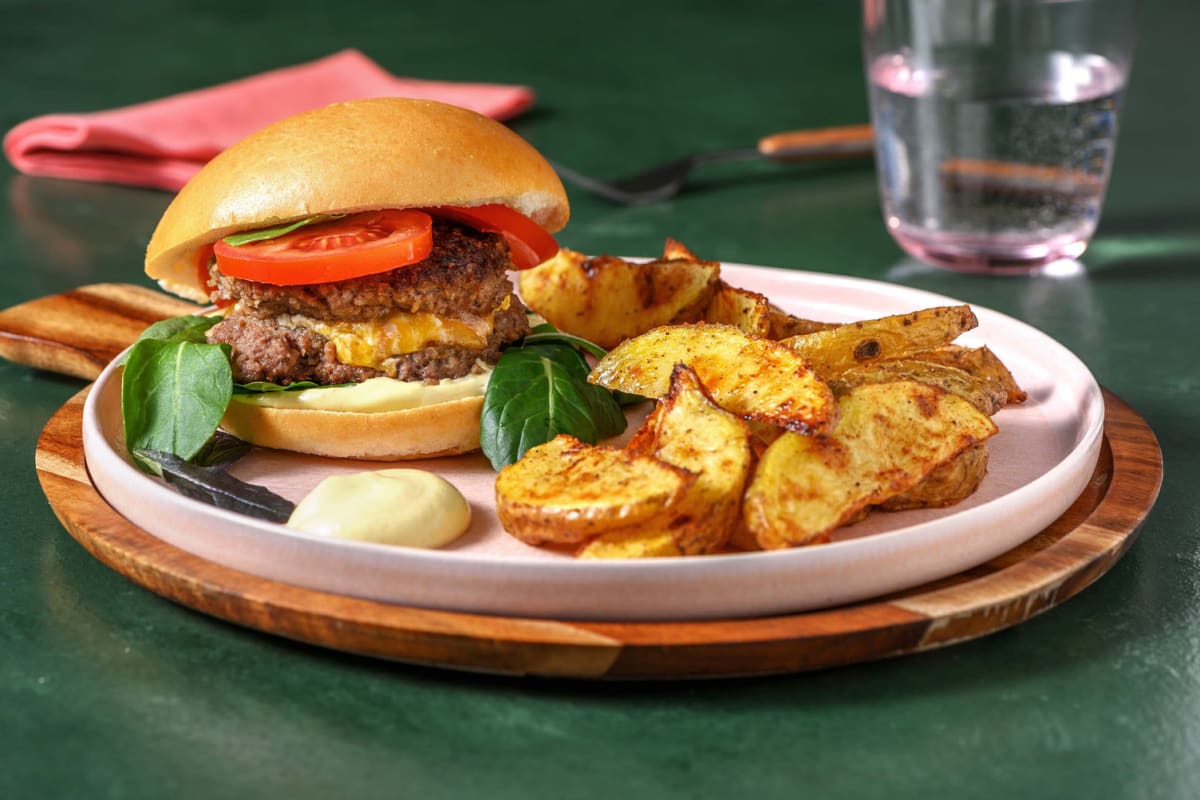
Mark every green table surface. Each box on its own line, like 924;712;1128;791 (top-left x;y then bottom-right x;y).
2;1;1196;798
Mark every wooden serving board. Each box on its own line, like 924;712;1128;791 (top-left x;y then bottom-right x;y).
0;283;199;380
36;386;1162;679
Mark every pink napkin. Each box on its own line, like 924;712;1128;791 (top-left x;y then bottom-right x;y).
3;49;535;192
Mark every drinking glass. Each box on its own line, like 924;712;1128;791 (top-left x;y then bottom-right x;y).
862;0;1139;272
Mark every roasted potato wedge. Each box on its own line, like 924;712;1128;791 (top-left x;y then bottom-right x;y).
517;247;719;349
662;237;699;261
910;344;1027;405
830;360;1008;415
589;323;837;434
580;365;752;558
782;305;979;379
704;281;772;338
495;435;695;547
879;443;989;510
743;381;998;549
766;304;838;338
575;528;687;559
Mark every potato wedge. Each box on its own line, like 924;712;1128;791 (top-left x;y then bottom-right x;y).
517;247;719;349
575;528;687;559
910;344;1027;405
879;443;989;510
766;304;838;339
495;435;694;547
579;365;752;558
662;237;699;261
782;305;979;379
589;322;837;434
830;360;1008;415
743;381;998;549
704;281;772;338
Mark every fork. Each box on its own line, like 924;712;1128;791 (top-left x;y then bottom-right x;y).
550;123;875;205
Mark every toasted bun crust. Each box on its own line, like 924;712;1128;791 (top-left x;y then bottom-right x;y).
219;395;484;460
146;97;569;301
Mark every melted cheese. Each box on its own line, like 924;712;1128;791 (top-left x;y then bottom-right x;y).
288;312;491;370
278;296;512;371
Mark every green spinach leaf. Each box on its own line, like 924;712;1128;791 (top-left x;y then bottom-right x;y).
116;315;220;366
221;214;342;247
521;327;608;359
480;341;626;470
121;337;233;464
233;380;329;394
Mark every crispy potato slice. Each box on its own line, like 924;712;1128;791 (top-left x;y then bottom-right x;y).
743;381;998;549
782;305;979;379
766;304;838;339
495;435;694;547
879;443;989;510
910;344;1027;405
662;237;699;261
517;247;719;349
704;281;772;338
830;360;1008;415
576;528;686;559
579;365;752;558
589;322;837;434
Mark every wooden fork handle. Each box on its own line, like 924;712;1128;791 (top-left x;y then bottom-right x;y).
757;124;875;161
0;283;201;380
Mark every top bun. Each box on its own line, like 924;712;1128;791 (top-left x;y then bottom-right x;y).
145;97;569;301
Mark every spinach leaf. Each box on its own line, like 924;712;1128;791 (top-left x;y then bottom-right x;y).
121;338;233;464
115;315;220;366
480;341;626;470
233;380;328;394
522;326;608;359
221;214;342;247
133;449;295;523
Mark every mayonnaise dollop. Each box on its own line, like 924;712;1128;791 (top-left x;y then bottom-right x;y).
285;469;471;548
232;371;489;413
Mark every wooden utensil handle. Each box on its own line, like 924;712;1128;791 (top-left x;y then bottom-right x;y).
757;124;875;161
0;283;201;380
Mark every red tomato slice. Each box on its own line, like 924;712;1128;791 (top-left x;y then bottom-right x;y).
196;243;216;294
213;210;434;286
429;204;559;269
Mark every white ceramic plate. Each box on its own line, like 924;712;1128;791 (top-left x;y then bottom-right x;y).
83;264;1105;621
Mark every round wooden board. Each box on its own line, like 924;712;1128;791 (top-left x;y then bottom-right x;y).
35;388;1162;679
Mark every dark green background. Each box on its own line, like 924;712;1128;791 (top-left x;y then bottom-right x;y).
2;1;1196;798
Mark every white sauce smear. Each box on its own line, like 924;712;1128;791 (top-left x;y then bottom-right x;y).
286;469;471;548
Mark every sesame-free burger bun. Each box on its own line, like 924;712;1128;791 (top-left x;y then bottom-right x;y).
141;97;567;461
219;395;486;461
145;97;569;302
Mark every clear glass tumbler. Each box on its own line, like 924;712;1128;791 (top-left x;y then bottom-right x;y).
862;0;1139;272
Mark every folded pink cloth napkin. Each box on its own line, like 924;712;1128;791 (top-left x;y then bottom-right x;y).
3;49;535;192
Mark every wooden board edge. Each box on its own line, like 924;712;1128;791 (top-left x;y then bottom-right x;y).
35;387;1163;679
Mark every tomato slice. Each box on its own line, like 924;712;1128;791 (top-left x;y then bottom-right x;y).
196;243;216;294
213;209;434;286
194;243;237;307
429;204;559;269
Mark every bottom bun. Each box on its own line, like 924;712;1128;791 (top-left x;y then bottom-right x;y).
219;395;484;460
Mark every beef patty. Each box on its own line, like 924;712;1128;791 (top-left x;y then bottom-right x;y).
208;220;514;320
207;296;530;385
205;219;531;385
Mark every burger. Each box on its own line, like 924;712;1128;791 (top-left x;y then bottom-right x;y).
143;97;568;460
